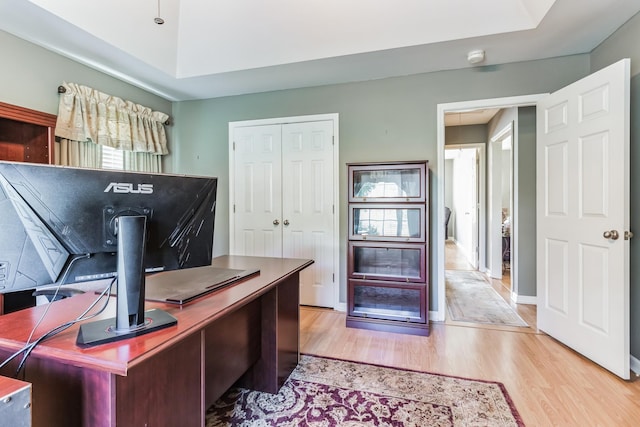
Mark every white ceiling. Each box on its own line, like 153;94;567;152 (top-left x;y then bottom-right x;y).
1;0;639;101
445;109;501;127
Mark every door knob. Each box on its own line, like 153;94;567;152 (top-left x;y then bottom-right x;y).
283;219;290;226
273;219;280;226
603;230;619;240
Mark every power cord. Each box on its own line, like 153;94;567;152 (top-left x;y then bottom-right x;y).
25;254;91;345
0;275;116;378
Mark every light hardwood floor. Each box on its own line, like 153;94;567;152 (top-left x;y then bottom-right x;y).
300;307;640;426
300;242;640;425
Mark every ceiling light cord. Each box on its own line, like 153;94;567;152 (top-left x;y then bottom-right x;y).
154;0;165;25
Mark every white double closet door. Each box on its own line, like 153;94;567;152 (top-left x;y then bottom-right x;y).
231;118;336;308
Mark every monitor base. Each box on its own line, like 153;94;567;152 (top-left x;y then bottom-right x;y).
76;308;177;347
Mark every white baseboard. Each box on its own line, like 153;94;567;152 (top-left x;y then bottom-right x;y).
429;310;444;322
334;302;347;312
511;293;537;305
631;355;640;376
485;268;503;280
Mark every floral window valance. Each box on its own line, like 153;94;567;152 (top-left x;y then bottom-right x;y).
55;82;169;155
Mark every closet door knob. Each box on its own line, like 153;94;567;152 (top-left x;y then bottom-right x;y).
603;230;619;240
284;219;290;226
273;219;280;226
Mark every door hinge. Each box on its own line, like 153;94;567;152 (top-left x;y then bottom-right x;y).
233;141;236;151
233;204;236;213
332;136;335;146
332;273;335;282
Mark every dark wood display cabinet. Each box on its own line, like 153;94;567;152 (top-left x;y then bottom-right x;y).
346;161;429;336
0;101;55;164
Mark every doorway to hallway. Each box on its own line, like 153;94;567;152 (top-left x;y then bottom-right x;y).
442;109;530;331
444;241;535;331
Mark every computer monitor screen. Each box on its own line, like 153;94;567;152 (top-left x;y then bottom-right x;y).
0;161;217;293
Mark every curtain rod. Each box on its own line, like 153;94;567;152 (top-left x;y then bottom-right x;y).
58;85;171;126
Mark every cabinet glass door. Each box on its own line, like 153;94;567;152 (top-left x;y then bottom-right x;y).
349;204;425;242
349;163;426;202
349;242;425;282
349;280;426;322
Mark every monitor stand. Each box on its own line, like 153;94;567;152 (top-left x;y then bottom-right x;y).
76;308;176;346
76;215;176;347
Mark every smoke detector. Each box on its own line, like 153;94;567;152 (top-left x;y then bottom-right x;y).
467;50;485;65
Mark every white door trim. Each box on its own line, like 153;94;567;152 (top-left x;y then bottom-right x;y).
229;113;342;310
434;95;546;321
488;122;513;279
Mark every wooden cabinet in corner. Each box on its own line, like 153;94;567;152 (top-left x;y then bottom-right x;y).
0;101;56;164
346;161;430;337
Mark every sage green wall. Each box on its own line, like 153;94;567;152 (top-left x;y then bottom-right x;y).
172;55;590;307
0;29;172;147
591;11;640;77
515;107;536;298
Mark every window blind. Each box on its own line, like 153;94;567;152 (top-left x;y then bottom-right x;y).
101;145;124;170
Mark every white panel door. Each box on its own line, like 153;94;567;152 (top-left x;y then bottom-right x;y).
282;121;335;307
536;59;630;379
233;124;283;257
232;119;336;308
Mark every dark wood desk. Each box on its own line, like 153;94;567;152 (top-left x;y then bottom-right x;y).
0;256;312;427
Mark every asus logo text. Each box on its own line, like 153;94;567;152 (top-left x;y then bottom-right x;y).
104;183;154;194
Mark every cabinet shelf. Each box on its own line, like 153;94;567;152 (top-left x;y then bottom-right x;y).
348;241;426;283
349;204;426;242
348;279;426;323
348;162;426;203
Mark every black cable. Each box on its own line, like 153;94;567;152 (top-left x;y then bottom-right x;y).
26;254;91;345
14;277;116;377
0;254;91;372
0;276;116;377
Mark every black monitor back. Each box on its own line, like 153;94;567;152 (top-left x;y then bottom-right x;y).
0;161;217;293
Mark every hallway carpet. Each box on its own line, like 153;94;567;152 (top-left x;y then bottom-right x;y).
446;270;528;327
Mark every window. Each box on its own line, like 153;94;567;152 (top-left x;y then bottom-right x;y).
102;145;124;170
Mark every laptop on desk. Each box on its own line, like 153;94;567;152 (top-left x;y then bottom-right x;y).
143;265;260;304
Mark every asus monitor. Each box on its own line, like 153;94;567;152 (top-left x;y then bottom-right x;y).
0;161;217;346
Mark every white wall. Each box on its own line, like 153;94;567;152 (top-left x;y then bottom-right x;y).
451;148;476;265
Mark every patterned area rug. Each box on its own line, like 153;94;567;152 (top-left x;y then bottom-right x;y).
446;270;528;327
206;355;524;426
